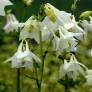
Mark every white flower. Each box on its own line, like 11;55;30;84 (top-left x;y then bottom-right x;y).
4;40;41;68
69;16;84;33
59;54;87;81
44;3;85;41
19;16;41;43
52;27;80;55
44;3;85;34
3;13;24;33
19;16;50;43
80;16;92;32
44;3;74;30
0;0;13;16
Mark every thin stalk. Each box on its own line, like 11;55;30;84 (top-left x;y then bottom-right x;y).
65;85;69;92
33;61;40;92
39;30;44;92
17;68;21;92
71;0;79;15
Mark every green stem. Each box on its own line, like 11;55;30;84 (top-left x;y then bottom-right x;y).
71;0;78;15
17;68;21;92
33;61;40;92
39;30;44;92
65;85;69;92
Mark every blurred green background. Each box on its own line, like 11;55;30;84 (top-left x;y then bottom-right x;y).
0;0;92;92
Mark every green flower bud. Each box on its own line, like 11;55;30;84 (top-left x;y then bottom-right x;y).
44;3;58;22
80;11;92;20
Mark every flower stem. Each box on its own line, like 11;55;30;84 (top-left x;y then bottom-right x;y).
33;61;40;92
17;68;21;92
71;0;79;15
39;30;44;92
65;85;69;92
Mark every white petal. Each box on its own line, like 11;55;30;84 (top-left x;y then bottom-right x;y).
30;52;41;63
0;6;5;16
0;0;13;16
4;57;13;63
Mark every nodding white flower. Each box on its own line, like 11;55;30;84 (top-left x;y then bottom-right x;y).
44;3;74;30
19;16;41;43
23;0;33;6
19;16;50;43
0;0;13;16
80;16;92;32
59;54;87;81
4;40;41;68
85;69;92;86
44;3;84;32
52;27;79;55
3;13;24;32
44;3;85;38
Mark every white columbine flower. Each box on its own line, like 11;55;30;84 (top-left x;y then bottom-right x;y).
4;13;24;32
44;3;74;30
5;40;41;68
59;54;87;81
19;16;50;43
0;0;13;16
19;16;41;43
52;27;81;55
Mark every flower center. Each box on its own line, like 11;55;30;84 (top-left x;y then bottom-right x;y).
21;57;26;65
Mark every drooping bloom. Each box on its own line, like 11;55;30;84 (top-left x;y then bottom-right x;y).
5;40;41;68
0;0;13;16
19;16;41;43
4;13;24;32
44;3;85;40
19;16;50;43
44;3;74;30
59;54;87;81
52;26;82;55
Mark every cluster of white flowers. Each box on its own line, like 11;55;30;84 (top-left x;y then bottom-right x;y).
19;3;85;55
0;1;92;87
59;54;92;86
